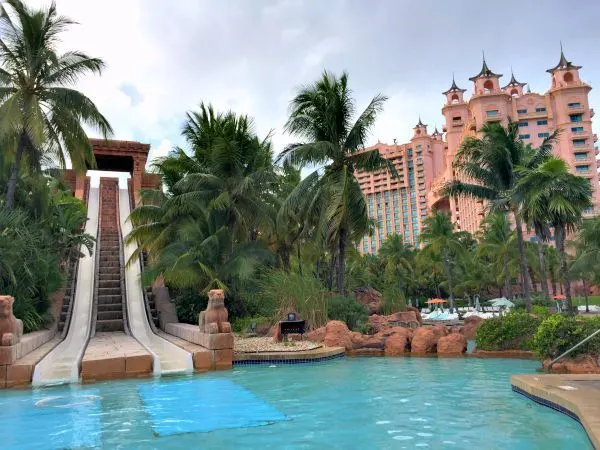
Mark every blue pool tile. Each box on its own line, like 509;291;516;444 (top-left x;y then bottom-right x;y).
2;389;102;450
137;378;287;436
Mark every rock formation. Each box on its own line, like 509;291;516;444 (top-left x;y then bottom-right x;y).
437;332;467;355
411;327;438;353
355;287;382;314
461;316;483;340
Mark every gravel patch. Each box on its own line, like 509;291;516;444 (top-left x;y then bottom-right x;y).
235;336;321;353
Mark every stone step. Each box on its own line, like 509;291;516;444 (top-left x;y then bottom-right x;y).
100;266;120;275
98;303;123;312
98;286;120;296
99;273;120;281
98;280;120;289
98;294;122;305
62;304;70;312
95;319;124;332
97;310;122;321
60;312;68;322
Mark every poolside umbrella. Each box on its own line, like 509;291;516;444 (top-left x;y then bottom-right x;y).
489;298;514;308
426;299;447;304
552;294;566;299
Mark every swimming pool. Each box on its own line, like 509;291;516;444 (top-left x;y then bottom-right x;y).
1;357;592;449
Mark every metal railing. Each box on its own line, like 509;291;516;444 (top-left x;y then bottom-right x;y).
547;328;600;369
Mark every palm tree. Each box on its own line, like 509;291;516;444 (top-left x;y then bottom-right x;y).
517;157;592;312
379;234;415;298
570;217;600;302
477;212;517;299
443;121;557;312
278;71;394;295
419;211;464;307
0;0;112;210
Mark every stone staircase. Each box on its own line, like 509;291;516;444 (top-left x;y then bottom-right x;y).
95;179;125;333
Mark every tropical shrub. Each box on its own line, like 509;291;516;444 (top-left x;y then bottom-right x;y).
381;284;406;315
531;305;551;319
327;295;368;331
232;316;272;333
533;315;600;359
259;270;327;330
475;311;539;351
173;289;207;324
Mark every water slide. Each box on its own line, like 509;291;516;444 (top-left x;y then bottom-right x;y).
32;188;100;386
118;187;193;375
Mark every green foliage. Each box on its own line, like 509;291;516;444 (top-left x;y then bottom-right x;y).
533;315;600;359
173;289;207;325
259;270;327;330
327;295;368;331
381;284;406;315
475;311;540;351
232;316;272;333
0;177;91;332
531;305;550;319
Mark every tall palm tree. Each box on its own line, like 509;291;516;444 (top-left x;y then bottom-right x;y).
477;212;517;299
419;211;464;307
378;234;415;298
443;121;557;312
0;0;112;210
517;157;592;312
278;71;394;295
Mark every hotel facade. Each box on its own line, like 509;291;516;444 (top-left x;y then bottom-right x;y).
357;49;600;254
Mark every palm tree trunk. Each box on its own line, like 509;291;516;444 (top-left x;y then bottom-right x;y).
513;212;532;312
279;244;291;273
555;225;573;314
503;253;513;299
443;249;454;308
537;240;549;301
336;228;346;296
5;131;27;211
327;253;336;291
583;278;589;313
296;242;302;276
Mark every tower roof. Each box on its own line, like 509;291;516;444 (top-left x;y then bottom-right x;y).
432;126;442;136
415;116;427;128
546;44;581;73
502;71;526;89
469;54;502;81
442;76;466;95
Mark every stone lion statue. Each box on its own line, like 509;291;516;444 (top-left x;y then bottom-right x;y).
199;289;231;334
0;295;23;346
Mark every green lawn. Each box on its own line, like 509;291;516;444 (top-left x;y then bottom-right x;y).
572;296;600;306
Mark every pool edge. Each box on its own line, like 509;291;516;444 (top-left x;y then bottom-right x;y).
511;374;599;449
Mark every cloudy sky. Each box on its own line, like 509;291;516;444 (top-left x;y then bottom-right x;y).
28;0;600;168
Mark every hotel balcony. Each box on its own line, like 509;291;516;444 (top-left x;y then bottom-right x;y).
567;104;585;112
451;119;464;128
484;112;503;123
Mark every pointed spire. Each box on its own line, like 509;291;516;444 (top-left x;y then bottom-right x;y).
547;42;581;73
416;115;426;128
442;73;466;95
469;51;502;81
502;68;526;89
526;83;531;94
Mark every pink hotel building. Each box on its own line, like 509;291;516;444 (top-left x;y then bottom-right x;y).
356;49;600;254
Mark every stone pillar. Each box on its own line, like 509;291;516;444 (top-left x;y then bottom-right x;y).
198;289;233;370
132;156;144;206
74;173;86;201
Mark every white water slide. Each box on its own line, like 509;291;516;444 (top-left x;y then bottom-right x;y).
33;188;100;386
118;187;193;375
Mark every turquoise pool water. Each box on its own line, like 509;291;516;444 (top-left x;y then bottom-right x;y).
1;357;592;449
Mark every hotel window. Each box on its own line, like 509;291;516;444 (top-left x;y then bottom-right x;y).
519;134;530;139
486;110;499;117
538;132;550;138
570;114;583;123
571;126;584;134
573;139;586;147
576;165;590;173
575;152;588;161
537;120;548;126
518;122;528;127
517;109;527;114
568;102;582;108
536;107;547;113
